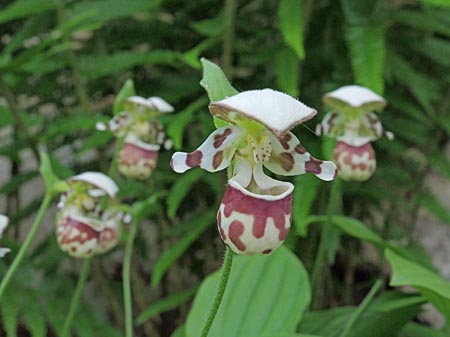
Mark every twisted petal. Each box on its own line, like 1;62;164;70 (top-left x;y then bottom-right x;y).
209;89;317;137
265;132;337;181
360;112;394;141
123;96;174;114
171;125;243;173
315;111;347;137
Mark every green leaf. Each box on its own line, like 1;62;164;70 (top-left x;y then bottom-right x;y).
186;246;311;337
136;287;197;325
330;215;386;247
274;47;299;97
420;0;450;6
66;0;164;27
399;322;447;337
0;0;56;24
166;97;207;150
22;298;46;337
200;58;238;101
292;174;320;236
79;50;179;79
344;22;386;94
299;291;421;337
167;170;204;219
418;192;450;224
39;152;63;194
386;249;450;321
200;58;238;129
1;288;19;337
151;211;215;288
278;0;305;59
113;79;136;115
191;12;225;37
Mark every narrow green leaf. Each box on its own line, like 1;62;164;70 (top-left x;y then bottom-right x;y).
39;152;60;193
293;174;320;236
113;80;136;115
1;289;19;337
420;0;450;6
419;192;450;224
386;249;450;321
344;23;386;94
166;97;207;150
186;246;311;337
400;322;447;337
136;287;197;325
275;47;299;97
167;170;204;219
0;0;56;24
330;215;386;247
22;298;46;337
278;0;305;59
151;211;215;288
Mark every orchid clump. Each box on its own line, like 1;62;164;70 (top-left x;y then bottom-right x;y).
56;172;127;258
316;85;393;181
97;96;174;180
0;215;10;258
171;89;337;255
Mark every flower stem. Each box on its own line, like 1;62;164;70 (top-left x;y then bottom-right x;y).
61;258;92;337
0;193;52;300
123;217;140;337
108;135;125;178
222;0;237;78
200;247;234;337
311;179;341;308
338;279;382;337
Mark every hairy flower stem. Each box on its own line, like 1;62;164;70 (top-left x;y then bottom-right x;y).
0;193;52;299
200;247;234;337
61;258;92;337
123;218;139;337
311;179;341;308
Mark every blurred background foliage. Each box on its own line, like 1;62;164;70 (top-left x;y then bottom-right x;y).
1;0;450;336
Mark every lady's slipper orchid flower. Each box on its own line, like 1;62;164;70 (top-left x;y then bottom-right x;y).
56;172;125;258
316;85;393;181
0;215;10;258
97;96;174;180
171;89;337;255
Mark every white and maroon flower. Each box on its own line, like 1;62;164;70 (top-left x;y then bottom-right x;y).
56;210;122;258
171;89;337;255
56;172;126;258
317;85;393;182
97;96;174;180
0;215;10;258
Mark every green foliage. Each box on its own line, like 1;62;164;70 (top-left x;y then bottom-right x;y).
1;0;450;336
186;246;311;337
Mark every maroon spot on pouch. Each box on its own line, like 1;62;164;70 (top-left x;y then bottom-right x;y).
229;220;246;251
262;249;272;255
294;144;306;154
305;157;323;175
213;128;232;148
212;150;224;170
186;151;203;167
280;152;295;172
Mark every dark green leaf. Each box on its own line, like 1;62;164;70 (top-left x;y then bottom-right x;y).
278;0;305;59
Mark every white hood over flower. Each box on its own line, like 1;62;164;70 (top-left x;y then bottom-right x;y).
172;89;337;255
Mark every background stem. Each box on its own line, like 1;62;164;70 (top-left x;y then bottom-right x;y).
222;0;237;78
61;258;92;337
123;217;140;337
0;193;52;299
